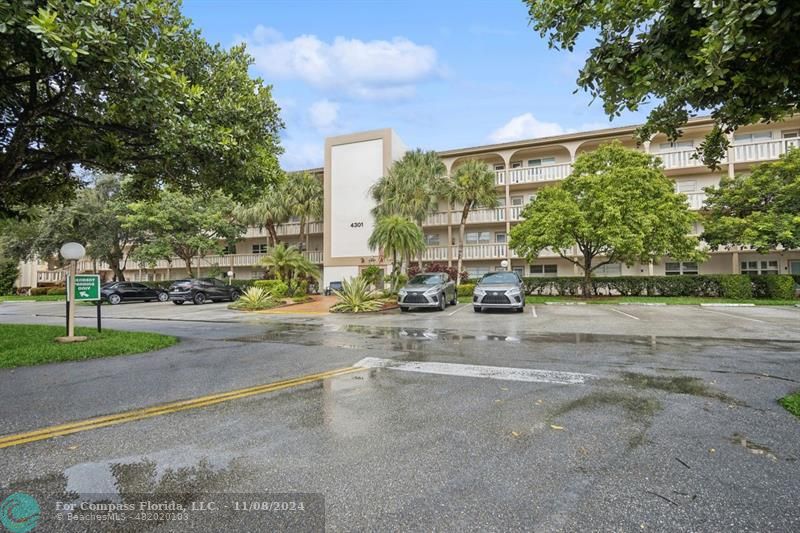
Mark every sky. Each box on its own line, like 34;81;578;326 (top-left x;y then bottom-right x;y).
182;0;653;170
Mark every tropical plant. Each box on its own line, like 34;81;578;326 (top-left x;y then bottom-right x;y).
288;171;323;249
510;142;704;297
367;215;425;291
253;279;289;298
259;243;319;294
330;276;383;313
525;0;800;167
441;160;498;284
234;181;292;246
230;286;277;310
360;265;384;288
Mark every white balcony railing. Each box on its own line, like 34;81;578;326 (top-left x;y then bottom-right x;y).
467;207;506;224
731;138;799;163
657;149;713;170
423;211;450;226
507;163;572;184
510;206;524;221
37;270;65;283
422;246;450;261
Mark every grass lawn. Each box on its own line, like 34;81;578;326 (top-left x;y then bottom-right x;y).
0;324;178;368
779;391;800;418
459;295;798;305
0;294;65;302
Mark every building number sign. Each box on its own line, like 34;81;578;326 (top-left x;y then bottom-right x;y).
350;222;364;228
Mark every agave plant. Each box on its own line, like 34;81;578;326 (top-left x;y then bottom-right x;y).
330;276;383;313
230;286;276;310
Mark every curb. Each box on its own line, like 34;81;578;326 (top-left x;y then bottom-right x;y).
700;303;756;307
619;302;667;306
544;302;586;306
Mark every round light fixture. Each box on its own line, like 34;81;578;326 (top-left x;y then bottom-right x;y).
60;242;86;261
500;259;509;269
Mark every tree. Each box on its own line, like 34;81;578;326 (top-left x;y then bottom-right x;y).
234;181;291;246
0;175;138;281
370;149;446;266
259;243;319;294
122;190;243;277
0;256;18;294
287;171;323;249
441;160;497;284
0;0;283;217
509;142;704;296
525;0;800;166
367;215;425;290
702;148;800;252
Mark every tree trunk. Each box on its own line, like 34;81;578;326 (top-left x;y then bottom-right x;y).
298;219;306;251
180;254;194;277
109;258;126;282
582;254;593;298
456;207;469;285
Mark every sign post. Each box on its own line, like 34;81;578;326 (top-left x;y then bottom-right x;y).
72;275;102;332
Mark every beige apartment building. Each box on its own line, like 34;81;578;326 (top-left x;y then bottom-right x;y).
19;116;800;289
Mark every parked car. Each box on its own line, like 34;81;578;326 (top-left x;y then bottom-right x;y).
324;281;343;296
168;278;241;305
398;273;457;312
472;271;525;313
101;282;169;305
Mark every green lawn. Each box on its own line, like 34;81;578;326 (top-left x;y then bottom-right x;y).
0;324;178;368
0;294;65;302
459;295;798;305
779;391;800;418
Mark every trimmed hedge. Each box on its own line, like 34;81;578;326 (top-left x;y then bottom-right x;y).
46;288;67;295
30;287;50;296
254;279;288;298
522;274;797;299
457;283;475;297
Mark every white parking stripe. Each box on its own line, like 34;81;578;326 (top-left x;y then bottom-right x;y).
355;357;594;385
530;305;537;317
701;308;766;323
609;307;640;320
447;304;467;316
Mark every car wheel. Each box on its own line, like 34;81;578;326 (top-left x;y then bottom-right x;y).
439;294;446;311
108;294;121;305
516;306;524;313
450;294;457;306
230;291;240;302
173;301;184;305
193;292;206;305
400;306;409;312
158;292;169;302
473;306;481;313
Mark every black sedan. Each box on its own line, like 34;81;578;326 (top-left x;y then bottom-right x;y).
168;278;241;305
101;282;169;305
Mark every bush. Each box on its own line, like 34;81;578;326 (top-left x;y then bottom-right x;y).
0;258;19;295
229;287;279;311
30;287;50;296
360;265;383;287
457;283;475;297
46;288;66;295
719;275;753;299
763;274;796;299
253;279;288;298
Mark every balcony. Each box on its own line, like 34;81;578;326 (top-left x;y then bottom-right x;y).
495;163;573;186
657;149;714;170
685;192;707;210
658;138;799;170
243;221;323;238
37;270;65;283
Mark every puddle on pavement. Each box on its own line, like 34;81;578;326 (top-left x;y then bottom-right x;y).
620;372;737;403
730;433;779;461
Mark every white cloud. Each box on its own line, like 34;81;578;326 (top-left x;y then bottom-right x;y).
488;113;566;143
308;99;339;131
280;139;323;171
241;25;441;100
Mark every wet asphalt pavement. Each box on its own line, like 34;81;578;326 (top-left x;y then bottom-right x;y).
0;301;799;531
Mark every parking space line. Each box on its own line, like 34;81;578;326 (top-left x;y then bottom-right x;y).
609;307;640;320
447;304;468;316
530;305;537;317
701;308;766;323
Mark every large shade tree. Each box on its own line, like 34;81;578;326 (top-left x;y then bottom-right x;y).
0;0;283;217
702;148;800;252
525;0;800;166
441;160;498;284
510;142;704;296
122;189;243;277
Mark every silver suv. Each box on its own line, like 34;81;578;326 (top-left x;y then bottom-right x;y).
473;271;525;312
398;273;457;312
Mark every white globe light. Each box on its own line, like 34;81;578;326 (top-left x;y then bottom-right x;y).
227;271;234;277
60;242;86;261
500;259;509;268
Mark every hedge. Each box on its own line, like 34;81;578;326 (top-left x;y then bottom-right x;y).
46;288;67;295
521;274;797;299
457;283;475;297
254;279;288;298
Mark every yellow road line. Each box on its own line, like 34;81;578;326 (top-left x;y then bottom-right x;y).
0;366;364;449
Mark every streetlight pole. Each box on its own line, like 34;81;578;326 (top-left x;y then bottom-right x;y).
59;242;86;343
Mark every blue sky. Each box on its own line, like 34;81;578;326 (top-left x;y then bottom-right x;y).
183;0;652;170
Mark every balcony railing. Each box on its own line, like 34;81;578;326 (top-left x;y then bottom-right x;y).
243;221;323;238
657;150;714;170
731;138;799;163
37;270;65;283
507;163;573;185
685;192;707;210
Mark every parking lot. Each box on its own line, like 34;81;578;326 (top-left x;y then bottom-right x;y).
0;300;798;530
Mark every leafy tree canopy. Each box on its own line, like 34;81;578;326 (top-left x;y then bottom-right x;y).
525;0;800;166
510;142;704;293
1;0;283;217
702;148;800;252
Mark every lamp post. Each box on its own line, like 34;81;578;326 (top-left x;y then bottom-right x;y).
60;242;86;342
227;270;234;285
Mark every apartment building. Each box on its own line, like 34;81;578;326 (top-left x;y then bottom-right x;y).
21;116;800;289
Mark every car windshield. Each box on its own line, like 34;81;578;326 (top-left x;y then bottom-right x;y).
479;272;518;285
408;274;443;285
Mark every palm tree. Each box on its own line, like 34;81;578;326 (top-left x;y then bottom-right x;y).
260;243;320;294
367;215;425;290
288;171;323;250
370;149;445;266
234;184;291;246
442;160;498;285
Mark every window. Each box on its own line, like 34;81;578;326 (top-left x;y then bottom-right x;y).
511;161;522;169
495;232;506;244
741;260;779;275
665;261;699;276
424;234;440;246
782;130;798;139
510;196;524;206
658;140;694;151
252;243;269;254
493;164;505;171
676;180;697;193
734;131;773;143
465;231;491;245
223;243;236;255
496;196;506;207
529;264;558;277
512;267;524;277
250;271;262;279
527;157;556;167
594;263;622;276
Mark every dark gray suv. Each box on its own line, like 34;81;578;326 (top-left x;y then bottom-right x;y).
398;273;457;312
473;271;525;312
168;278;241;305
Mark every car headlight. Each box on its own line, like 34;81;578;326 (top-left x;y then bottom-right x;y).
424;287;439;296
473;288;485;296
398;289;407;296
506;288;521;295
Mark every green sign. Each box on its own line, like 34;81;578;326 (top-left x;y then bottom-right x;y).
73;274;101;301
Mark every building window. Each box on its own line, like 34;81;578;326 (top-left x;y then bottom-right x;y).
466;267;490;278
530;264;558;277
594;263;622;276
676;180;697;193
250;271;263;279
424;234;440;246
511;161;522;169
734;131;773;143
252;243;269;254
665;261;699;276
658;140;694;151
510;196;524;206
495;232;506;244
527;157;556;167
493;164;505;171
741;260;779;275
223;243;236;255
465;231;491;245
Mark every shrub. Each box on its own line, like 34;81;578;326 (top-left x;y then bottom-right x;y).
763;274;796;300
360;265;383;287
46;287;66;295
253;279;288;298
457;283;475;297
719;275;753;299
0;258;19;295
30;287;50;296
330;277;383;313
229;287;278;310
